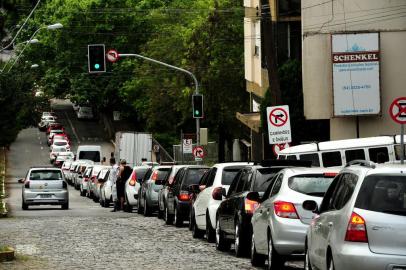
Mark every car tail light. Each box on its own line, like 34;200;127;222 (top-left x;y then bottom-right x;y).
129;171;137;186
345;212;368;242
245;198;259;214
24;180;30;188
324;172;338;177
212;187;223;200
274;201;299;219
84;177;89;182
178;191;190;201
91;176;96;183
151;171;159;181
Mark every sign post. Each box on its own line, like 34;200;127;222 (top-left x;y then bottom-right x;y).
389;97;406;164
193;146;205;162
266;105;292;145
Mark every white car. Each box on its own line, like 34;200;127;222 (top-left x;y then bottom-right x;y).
79;165;93;197
50;139;71;152
76;106;93;119
72;160;94;189
124;166;150;212
94;168;111;202
87;165;110;198
61;160;73;178
54;152;74;167
100;167;119;208
192;162;251;242
50;146;68;163
42;112;57;120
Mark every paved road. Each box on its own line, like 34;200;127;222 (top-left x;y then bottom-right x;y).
0;101;304;270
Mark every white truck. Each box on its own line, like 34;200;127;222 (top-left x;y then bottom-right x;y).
115;132;153;167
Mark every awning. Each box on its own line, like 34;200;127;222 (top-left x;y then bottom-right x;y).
236;112;261;133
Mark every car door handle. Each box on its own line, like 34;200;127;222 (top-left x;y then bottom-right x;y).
328;222;333;228
259;209;263;214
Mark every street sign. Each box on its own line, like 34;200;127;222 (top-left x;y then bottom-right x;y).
193;146;205;159
272;143;290;157
389;97;406;124
183;139;193;154
106;49;119;63
266;105;292;144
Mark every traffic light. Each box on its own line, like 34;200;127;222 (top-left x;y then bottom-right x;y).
192;94;204;118
88;44;106;73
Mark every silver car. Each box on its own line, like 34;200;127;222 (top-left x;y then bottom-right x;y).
249;167;339;269
304;161;406;270
22;167;69;210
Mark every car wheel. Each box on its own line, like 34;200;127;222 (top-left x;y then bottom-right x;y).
215;218;230;251
143;197;151;216
157;207;164;219
192;212;205;239
267;234;283;270
328;254;335;270
93;194;99;203
125;195;133;213
22;201;28;210
174;205;183;227
137;198;143;214
165;205;174;225
235;222;248;257
251;233;266;266
305;242;313;270
206;212;216;243
80;186;86;197
61;202;69;210
104;197;110;208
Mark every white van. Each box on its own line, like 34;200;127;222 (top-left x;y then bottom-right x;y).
76;145;102;164
278;135;406;167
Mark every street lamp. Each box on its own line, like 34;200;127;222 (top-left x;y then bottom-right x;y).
31;64;39;69
4;23;63;73
0;39;40;73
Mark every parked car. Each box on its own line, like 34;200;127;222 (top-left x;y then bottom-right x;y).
137;166;171;216
304;161;406;270
124;166;150;212
87;165;110;199
66;161;79;184
72;160;94;189
248;167;340;269
54;152;74;168
191;162;252;242
80;165;93;197
215;163;293;256
76;106;94;120
158;165;186;219
61;160;72;178
100;166;119;208
93;168;111;202
21;167;69;210
165;165;209;227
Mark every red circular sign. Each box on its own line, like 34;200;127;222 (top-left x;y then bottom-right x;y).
272;143;290;157
269;108;288;127
193;146;205;158
106;49;119;63
389;97;406;124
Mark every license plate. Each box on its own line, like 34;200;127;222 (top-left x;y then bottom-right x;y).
40;194;52;198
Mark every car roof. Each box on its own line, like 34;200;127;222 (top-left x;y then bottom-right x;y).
212;162;253;169
280;167;341;175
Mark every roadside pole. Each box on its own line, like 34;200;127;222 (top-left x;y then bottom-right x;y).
389;97;406;164
118;53;200;148
401;124;405;164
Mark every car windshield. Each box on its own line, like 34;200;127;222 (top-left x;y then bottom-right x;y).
253;167;283;192
30;170;63;180
221;167;245;185
182;168;209;189
288;174;335;197
355;174;406;216
79;151;100;162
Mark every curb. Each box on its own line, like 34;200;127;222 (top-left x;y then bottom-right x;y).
0;147;7;217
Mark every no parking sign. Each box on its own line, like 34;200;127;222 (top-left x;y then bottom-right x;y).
266;105;292;144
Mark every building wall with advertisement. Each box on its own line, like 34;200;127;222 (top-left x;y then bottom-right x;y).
302;0;406;139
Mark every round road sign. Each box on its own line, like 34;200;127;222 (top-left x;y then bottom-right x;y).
389;97;406;124
272;143;290;157
106;49;119;63
269;107;289;127
193;146;205;159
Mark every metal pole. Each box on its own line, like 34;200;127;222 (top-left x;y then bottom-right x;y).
119;53;200;147
181;130;184;165
401;124;405;165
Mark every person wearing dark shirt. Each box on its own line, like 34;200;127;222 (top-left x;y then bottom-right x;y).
115;159;132;211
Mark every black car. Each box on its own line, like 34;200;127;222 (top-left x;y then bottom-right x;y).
165;165;209;227
216;160;312;257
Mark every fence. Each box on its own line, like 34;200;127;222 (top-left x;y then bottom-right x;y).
173;142;218;165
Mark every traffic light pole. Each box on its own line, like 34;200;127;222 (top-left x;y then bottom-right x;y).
119;53;200;148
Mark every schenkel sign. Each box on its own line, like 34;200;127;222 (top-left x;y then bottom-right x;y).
333;52;379;63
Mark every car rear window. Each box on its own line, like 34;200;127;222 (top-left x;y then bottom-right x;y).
79;151;100;162
155;168;171;181
253;168;284;192
182;168;209;189
30;170;63;180
288;174;335;197
54;141;67;146
135;168;148;180
355;174;406;216
221;167;244;185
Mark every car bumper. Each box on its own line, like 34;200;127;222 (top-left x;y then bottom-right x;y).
177;201;191;218
146;188;160;208
272;217;308;255
23;190;69;205
126;186;138;206
333;244;406;270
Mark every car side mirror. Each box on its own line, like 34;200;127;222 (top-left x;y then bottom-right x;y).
18;178;24;183
246;191;260;202
302;200;319;213
212;187;223;201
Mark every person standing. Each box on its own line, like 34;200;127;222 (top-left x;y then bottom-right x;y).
116;159;132;211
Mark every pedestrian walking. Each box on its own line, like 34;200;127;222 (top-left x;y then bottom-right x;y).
115;159;132;211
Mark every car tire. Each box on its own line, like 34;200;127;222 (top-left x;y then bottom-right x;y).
165;206;174;225
22;201;28;210
174;205;183;227
235;221;248;257
267;234;284;270
104;198;110;208
125;195;133;213
137;198;143;214
143;197;151;217
251;233;266;267
157;207;164;219
215;218;230;251
80;187;86;197
327;253;335;270
61;202;69;210
206;212;216;243
93;195;99;203
100;198;105;207
192;212;205;239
